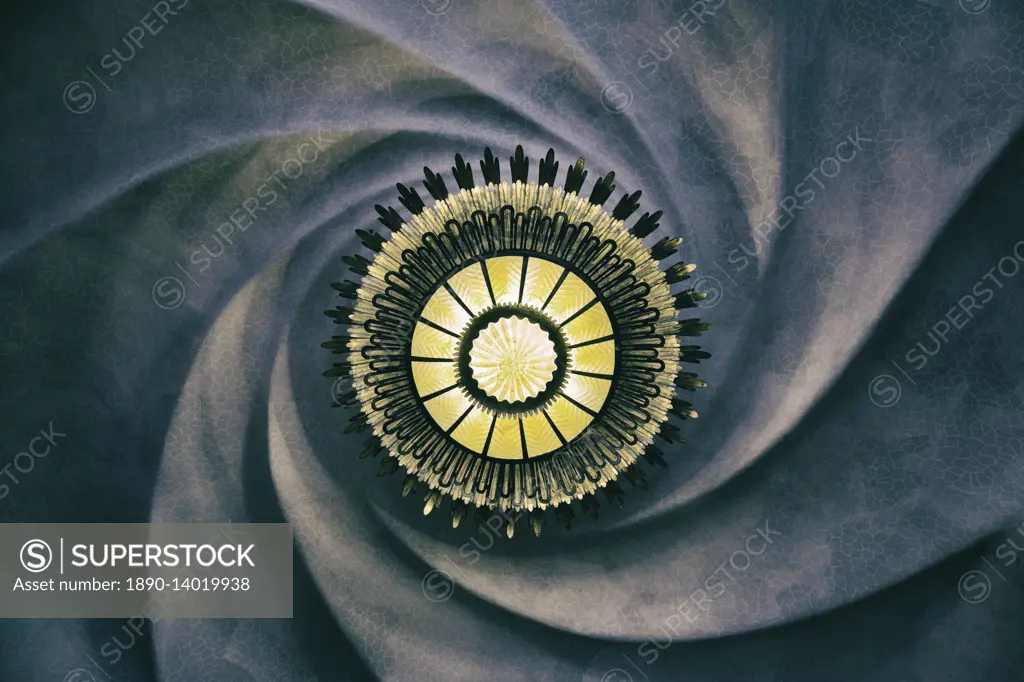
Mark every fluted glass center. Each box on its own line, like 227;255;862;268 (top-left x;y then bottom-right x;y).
468;315;557;404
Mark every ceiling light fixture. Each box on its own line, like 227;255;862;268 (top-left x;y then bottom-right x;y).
324;145;711;536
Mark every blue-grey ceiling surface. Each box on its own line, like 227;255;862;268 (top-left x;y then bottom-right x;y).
1;0;1023;680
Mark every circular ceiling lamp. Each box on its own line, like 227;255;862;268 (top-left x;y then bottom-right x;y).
324;146;711;537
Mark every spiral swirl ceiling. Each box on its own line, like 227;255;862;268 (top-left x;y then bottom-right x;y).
2;0;1024;680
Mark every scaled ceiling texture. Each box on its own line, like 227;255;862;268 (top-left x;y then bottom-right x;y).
1;0;1023;680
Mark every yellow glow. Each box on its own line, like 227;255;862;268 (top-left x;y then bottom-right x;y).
563;373;612;413
569;339;616;375
521;257;565;309
411;361;458;397
409;254;619;461
469;316;557;403
423;389;474;432
483;256;523;305
447;263;491;314
545;395;593;442
411;322;458;358
421;287;472;334
521;412;562;457
488;416;523;460
345;176;694;512
561;302;613;346
544;271;594;324
450;406;493;452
